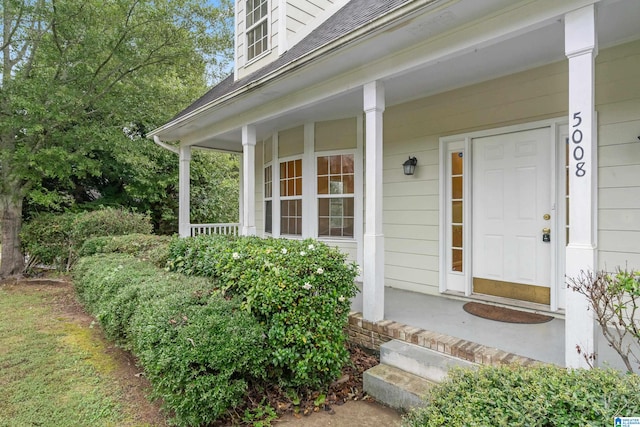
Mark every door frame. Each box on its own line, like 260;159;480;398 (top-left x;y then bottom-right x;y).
439;117;568;311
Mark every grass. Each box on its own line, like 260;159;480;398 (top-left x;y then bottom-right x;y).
0;282;148;427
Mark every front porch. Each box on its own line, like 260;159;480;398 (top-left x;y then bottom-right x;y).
151;0;640;373
350;287;625;370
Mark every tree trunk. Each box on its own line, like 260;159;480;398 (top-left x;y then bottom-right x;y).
0;194;25;279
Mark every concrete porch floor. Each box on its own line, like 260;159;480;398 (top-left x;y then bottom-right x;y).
352;287;627;370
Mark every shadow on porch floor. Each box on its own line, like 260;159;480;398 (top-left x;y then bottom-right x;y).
351;287;630;369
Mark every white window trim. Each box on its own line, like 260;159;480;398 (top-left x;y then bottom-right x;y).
315;148;358;241
278;154;304;237
264;117;363;280
271;132;280;237
244;0;271;64
263;161;273;235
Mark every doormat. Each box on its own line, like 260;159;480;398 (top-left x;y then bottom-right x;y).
462;302;554;324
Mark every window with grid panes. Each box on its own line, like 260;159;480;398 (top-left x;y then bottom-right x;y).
451;152;463;272
280;159;302;235
246;0;268;60
317;154;354;237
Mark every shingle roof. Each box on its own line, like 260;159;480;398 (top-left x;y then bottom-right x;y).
170;0;412;123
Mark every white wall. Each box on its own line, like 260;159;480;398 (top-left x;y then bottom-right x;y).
596;40;640;269
381;39;640;295
382;59;568;295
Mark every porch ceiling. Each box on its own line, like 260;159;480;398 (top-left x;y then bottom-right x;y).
182;0;639;151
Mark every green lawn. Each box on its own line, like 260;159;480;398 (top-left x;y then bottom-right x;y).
0;281;156;427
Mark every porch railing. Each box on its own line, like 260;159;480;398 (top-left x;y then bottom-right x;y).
189;223;240;237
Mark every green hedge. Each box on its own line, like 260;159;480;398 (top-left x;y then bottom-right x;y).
167;235;359;388
73;254;267;426
80;233;170;267
21;208;152;270
402;364;640;427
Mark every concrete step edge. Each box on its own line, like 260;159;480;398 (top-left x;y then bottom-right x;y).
380;340;477;382
363;364;435;411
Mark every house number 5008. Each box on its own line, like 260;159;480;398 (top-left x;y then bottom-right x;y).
571;112;586;177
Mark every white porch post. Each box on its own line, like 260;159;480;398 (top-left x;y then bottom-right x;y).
242;125;257;236
564;4;598;369
178;145;192;237
302;123;316;238
239;153;244;231
363;81;385;322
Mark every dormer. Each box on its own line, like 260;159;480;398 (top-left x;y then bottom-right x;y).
234;0;350;80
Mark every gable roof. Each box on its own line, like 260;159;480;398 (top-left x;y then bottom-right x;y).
169;0;412;124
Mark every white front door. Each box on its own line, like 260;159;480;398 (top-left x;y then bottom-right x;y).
472;127;552;304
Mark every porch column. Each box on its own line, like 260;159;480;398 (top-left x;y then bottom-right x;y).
239;153;244;232
363;81;385;322
178;144;191;237
242;125;257;236
564;4;598;369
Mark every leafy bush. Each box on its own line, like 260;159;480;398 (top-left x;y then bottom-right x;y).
568;268;640;373
402;364;640;427
73;254;209;344
73;254;268;426
130;288;267;426
80;233;171;267
22;208;152;270
167;235;359;388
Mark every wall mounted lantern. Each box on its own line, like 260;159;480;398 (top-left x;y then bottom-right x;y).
403;156;418;176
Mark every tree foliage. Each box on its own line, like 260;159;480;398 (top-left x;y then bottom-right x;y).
0;0;234;277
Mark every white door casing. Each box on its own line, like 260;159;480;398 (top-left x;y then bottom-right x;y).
440;119;566;310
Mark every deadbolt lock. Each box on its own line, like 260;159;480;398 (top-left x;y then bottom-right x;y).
543;214;551;220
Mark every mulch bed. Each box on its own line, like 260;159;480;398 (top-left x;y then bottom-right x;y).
217;344;380;425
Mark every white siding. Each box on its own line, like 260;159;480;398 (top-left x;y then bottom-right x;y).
286;0;335;38
383;59;568;296
381;39;640;295
595;40;640;270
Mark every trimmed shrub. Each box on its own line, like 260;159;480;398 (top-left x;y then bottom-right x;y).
80;233;171;267
130;289;267;426
73;254;267;426
74;254;211;344
22;208;152;270
402;364;640;427
166;235;359;388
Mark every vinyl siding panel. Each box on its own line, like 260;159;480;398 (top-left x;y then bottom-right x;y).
380;39;640;294
322;240;357;263
383;59;568;295
595;40;640;270
599;210;640;232
286;0;334;37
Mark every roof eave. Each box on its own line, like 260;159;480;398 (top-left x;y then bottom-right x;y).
148;0;443;140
